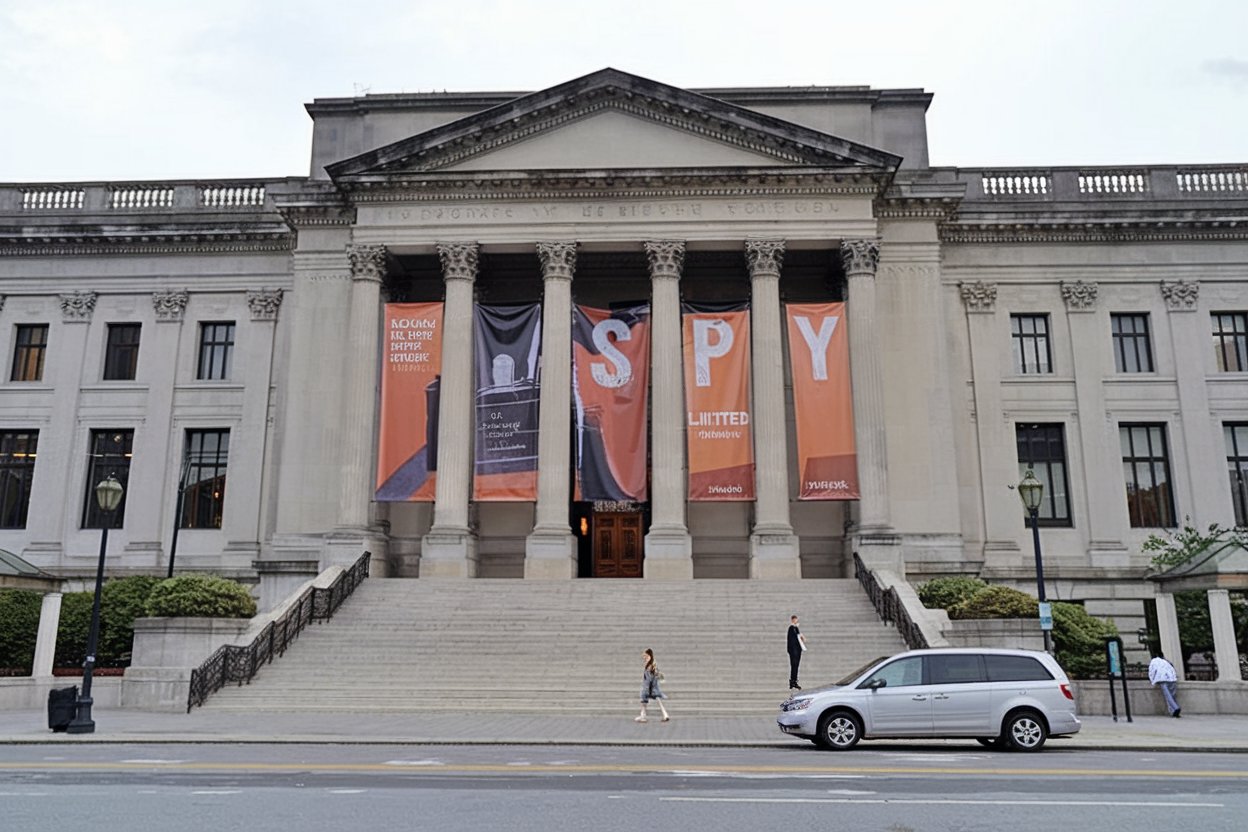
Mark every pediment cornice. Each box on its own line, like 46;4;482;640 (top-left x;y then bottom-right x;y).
326;68;902;181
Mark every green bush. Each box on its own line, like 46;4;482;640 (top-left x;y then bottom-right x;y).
143;575;256;619
54;591;93;668
100;575;161;666
918;577;988;610
0;589;42;672
948;585;1039;620
1052;601;1118;679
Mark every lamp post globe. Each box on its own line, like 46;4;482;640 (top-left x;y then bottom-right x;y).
1016;469;1053;654
66;474;124;734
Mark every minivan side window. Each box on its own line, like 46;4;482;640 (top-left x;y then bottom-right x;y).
928;654;986;684
984;655;1054;682
859;656;923;689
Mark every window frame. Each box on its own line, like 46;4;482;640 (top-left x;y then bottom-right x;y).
180;428;230;529
103;322;142;381
857;656;924;690
0;430;39;529
1015;422;1073;528
82;429;134;529
1120;422;1177;529
197;321;236;381
1010;314;1053;375
1212;312;1248;373
1110;312;1154;374
11;323;49;382
984;654;1054;682
1225;423;1248;528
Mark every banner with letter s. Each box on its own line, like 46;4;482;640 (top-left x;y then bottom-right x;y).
786;302;859;499
375;302;443;501
572;304;651;501
473;303;542;501
682;303;754;501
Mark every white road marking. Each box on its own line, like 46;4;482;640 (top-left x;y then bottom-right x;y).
328;789;367;794
191;790;241;795
506;761;532;766
41;757;66;761
661;797;1224;808
120;759;185;765
547;760;579;766
383;760;444;766
826;789;877;795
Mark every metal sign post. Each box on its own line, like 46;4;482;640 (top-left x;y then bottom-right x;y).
1104;636;1133;723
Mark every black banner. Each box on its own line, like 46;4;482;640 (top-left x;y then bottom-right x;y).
473;303;542;500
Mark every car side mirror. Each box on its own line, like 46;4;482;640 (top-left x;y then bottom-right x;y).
865;678;887;690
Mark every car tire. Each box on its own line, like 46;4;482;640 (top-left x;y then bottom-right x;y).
1001;710;1048;752
816;710;862;751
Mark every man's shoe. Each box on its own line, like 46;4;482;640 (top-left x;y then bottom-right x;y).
634;716;648;723
1174;709;1182;718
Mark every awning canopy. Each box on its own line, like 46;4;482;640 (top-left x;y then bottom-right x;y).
0;548;63;592
1150;540;1248;593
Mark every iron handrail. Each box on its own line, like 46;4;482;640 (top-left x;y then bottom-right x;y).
853;552;928;650
187;551;371;711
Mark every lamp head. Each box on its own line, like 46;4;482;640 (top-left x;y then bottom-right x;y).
1017;469;1044;513
95;474;124;513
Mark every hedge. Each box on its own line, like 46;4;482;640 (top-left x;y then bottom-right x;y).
0;589;44;673
948;585;1039;620
143;575;256;619
1052;601;1118;679
918;577;988;611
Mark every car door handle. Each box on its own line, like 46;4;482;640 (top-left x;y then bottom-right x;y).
911;695;928;701
934;694;950;700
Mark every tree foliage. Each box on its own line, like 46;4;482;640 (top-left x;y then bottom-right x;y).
947;585;1039;620
917;577;988;611
143;575;256;619
1142;520;1248;572
1051;601;1118;679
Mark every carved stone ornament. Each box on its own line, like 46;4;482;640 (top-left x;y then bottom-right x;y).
246;289;283;321
745;239;785;278
644;240;685;280
59;291;97;322
436;242;480;283
151;289;189;322
1160;279;1199;311
1060;280;1099;312
536;241;578;281
959;281;998;313
347;244;389;283
840;239;880;276
0;294;5;312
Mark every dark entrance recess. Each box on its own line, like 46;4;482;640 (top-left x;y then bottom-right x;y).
573;501;649;577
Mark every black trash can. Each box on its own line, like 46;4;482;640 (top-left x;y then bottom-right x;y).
48;685;78;732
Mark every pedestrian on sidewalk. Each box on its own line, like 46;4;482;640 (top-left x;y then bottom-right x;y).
787;614;807;691
1149;652;1182;717
636;648;670;723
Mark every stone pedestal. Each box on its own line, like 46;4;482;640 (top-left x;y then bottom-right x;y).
1208;589;1243;682
1155;591;1185;679
32;592;62;678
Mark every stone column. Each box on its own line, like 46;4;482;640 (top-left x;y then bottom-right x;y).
525;242;578;578
745;239;800;579
1060;281;1130;567
643;240;693;578
32;592;62;678
1207;589;1242;682
323;245;389;569
421;242;480;577
1155;591;1185;680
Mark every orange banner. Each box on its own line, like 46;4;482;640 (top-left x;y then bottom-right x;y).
786;302;858;499
375;302;443;501
683;306;754;501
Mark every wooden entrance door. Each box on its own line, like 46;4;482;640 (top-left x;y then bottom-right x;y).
592;512;643;578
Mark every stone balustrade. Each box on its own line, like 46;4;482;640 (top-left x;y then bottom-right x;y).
1;179;282;214
951;164;1248;203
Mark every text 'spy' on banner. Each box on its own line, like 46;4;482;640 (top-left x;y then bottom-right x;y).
786;302;858;499
573;304;651;501
473;303;542;501
375;303;444;501
682;304;754;501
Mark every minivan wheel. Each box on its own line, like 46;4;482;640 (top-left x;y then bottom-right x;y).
1002;710;1047;752
816;710;862;751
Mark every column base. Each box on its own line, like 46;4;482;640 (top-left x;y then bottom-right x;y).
1088;540;1131;568
644;527;693;579
749;530;801;580
325;527;389;576
981;539;1024;569
851;529;903;574
420;527;478;578
524;527;577;579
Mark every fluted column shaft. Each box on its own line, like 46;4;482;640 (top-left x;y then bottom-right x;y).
643;240;693;576
338;245;387;529
746;240;800;578
525;242;578;578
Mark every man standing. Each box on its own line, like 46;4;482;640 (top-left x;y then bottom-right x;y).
787;614;807;691
1148;652;1181;718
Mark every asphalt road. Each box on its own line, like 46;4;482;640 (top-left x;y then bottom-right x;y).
3;743;1246;831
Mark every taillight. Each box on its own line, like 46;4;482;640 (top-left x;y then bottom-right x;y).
1060;683;1074;700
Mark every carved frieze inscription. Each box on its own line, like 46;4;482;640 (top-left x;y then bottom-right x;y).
374;198;850;227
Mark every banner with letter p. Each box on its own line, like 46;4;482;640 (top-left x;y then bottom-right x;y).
786;302;858;499
682;303;754;501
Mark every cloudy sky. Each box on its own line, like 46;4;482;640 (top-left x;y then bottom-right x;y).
1;0;1244;182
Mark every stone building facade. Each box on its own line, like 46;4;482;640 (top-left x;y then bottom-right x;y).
2;69;1246;637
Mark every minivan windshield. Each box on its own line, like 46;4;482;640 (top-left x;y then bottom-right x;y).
835;656;889;686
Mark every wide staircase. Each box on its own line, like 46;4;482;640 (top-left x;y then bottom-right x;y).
201;579;906;714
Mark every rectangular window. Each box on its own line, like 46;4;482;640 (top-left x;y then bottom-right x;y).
1212;312;1248;372
1011;314;1052;374
1016;423;1072;527
1121;423;1176;528
11;324;49;382
1111;313;1154;373
0;431;38;529
82;429;133;528
1226;423;1248;527
180;429;229;529
197;322;235;381
984;654;1054;682
103;323;142;381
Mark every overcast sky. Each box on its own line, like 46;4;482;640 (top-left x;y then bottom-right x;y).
1;0;1245;182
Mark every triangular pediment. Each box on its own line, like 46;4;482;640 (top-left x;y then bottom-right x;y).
326;68;901;180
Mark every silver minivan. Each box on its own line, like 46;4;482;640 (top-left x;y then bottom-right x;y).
777;648;1081;752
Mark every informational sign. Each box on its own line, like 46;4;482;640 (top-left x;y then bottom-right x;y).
375;302;443;502
473;303;542;501
682;303;754;501
1038;601;1053;632
785;302;859;500
572;304;651;501
1106;637;1123;678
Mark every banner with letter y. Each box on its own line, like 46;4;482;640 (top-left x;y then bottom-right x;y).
786;302;858;499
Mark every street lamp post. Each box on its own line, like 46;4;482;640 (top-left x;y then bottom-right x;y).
1016;469;1054;655
66;474;124;734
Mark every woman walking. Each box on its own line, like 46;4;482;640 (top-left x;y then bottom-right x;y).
636;648;670;723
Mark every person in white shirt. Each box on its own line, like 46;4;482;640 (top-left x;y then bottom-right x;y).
1148;653;1181;718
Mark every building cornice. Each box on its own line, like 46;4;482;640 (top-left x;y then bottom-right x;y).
940;220;1248;244
0;228;293;257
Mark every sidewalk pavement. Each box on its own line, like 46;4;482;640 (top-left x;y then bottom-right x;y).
0;708;1243;751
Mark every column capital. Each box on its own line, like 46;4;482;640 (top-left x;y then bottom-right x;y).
347;244;388;283
959;280;999;313
536;241;578;281
59;291;97;322
246;289;284;321
152;289;189;322
644;240;685;280
436;241;480;283
745;239;785;279
840;239;879;277
1061;280;1098;312
1161;279;1199;312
